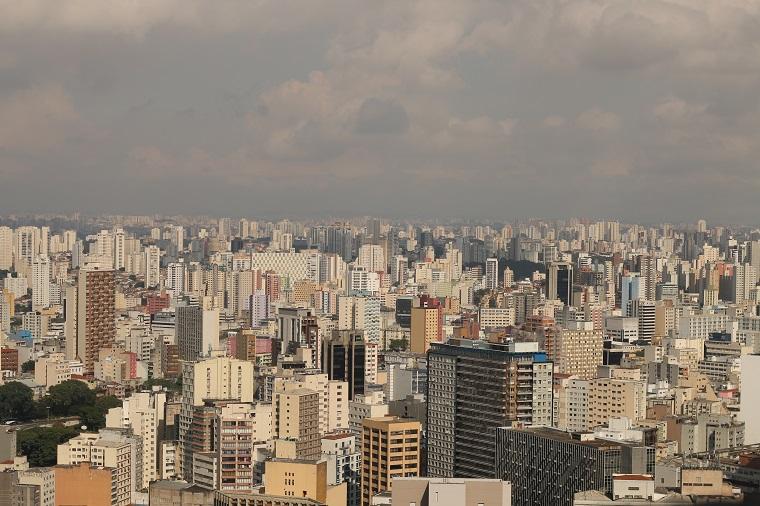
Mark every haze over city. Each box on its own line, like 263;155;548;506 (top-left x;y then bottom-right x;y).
2;1;760;221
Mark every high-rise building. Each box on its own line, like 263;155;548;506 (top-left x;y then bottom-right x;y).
323;330;367;400
249;289;268;327
485;257;499;290
427;339;553;479
55;463;120;506
272;388;321;460
113;228;126;270
215;402;273;492
496;426;653;506
176;305;220;361
554;323;603;379
360;416;421;506
357;244;385;273
144;245;160;288
322;432;361;506
106;389;168;490
337;296;381;345
57;432;135;506
410;300;442;354
638;254;657;301
167;261;186;293
66;268;116;375
31;255;50;310
179;356;255;480
0;226;13;271
546;262;573;306
14;226;39;272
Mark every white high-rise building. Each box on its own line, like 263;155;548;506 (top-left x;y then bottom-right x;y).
347;266;379;296
95;229;113;259
31;255;51;310
144;246;161;288
106;389;167;490
358;244;385;273
167;261;186;293
0;226;12;270
485;257;499;290
113;228;126;270
172;225;185;251
14;226;39;271
39;226;50;257
390;255;408;285
63;230;77;251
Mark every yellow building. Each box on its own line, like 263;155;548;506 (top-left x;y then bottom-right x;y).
361;416;421;506
555;324;603;379
55;462;116;506
273;388;321;460
264;459;346;506
410;306;441;354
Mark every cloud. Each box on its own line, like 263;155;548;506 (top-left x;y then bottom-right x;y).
0;84;78;151
575;108;622;133
355;98;409;134
1;0;760;221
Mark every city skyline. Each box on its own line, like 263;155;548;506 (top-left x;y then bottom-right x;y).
1;1;760;221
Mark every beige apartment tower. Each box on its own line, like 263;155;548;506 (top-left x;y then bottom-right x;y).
361;416;421;506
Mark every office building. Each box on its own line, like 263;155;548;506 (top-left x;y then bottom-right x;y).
546;262;573;306
176;305;220;361
495;427;647;506
323;330;367;400
427;340;553;479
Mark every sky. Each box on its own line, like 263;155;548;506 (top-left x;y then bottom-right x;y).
1;0;760;223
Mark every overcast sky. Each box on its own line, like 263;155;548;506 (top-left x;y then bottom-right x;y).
1;0;760;223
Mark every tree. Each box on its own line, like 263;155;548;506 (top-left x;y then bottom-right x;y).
389;339;408;352
95;395;122;413
78;405;106;431
17;426;80;467
46;380;96;416
21;360;35;373
0;381;36;421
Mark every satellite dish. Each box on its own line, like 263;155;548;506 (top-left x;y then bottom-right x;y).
81;425;87;431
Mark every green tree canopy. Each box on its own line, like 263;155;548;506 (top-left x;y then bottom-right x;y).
0;381;36;421
46;380;96;416
17;426;80;467
20;360;35;373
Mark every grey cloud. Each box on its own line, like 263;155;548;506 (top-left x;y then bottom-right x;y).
0;0;760;222
355;98;409;134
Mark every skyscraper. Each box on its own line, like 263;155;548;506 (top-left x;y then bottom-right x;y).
546;262;573;306
0;226;12;271
176;305;220;361
31;255;50;310
69;268;116;375
361;416;421;506
427;339;553;479
144;245;160;288
485;257;499;290
322;330;367;400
